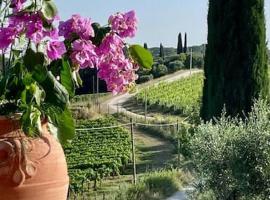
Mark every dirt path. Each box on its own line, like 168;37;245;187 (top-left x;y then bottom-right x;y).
100;69;200;198
133;126;175;173
101;69;202;174
102;69;202;121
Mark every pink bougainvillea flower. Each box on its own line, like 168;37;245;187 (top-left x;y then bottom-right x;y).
46;14;60;24
70;39;98;68
59;14;94;40
26;14;44;44
97;31;139;94
1;7;139;95
98;53;138;94
43;28;59;40
0;27;18;50
8;13;29;33
97;33;124;56
109;10;137;38
47;41;67;60
10;0;26;12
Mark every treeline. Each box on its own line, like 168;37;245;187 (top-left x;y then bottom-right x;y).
137;33;205;83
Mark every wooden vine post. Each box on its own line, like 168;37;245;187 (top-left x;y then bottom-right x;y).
176;119;180;168
144;88;148;122
130;118;137;184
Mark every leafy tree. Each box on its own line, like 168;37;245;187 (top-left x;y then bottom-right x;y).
143;42;148;50
179;53;187;63
177;33;183;54
183;33;187;53
159;43;165;59
168;60;184;72
201;0;269;120
184;53;204;69
191;100;270;199
152;64;168;78
137;74;154;84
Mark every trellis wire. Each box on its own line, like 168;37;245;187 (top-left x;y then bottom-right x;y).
70;118;189;197
75;121;189;131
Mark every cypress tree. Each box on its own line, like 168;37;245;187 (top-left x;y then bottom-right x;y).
159;43;164;59
143;42;148;50
177;33;183;54
183;33;187;53
201;0;269;121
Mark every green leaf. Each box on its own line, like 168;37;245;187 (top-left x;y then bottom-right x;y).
21;105;42;137
12;49;22;59
73;71;83;87
31;64;48;83
46;106;75;144
33;84;44;106
129;45;153;69
61;58;75;98
0;76;8;98
41;72;69;108
92;23;111;46
21;73;44;106
24;48;45;72
48;59;61;77
42;0;58;21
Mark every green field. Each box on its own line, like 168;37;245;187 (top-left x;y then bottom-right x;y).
136;73;204;116
64;117;131;192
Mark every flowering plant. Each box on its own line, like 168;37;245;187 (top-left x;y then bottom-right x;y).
0;0;153;143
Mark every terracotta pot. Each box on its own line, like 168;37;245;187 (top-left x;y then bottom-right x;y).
0;116;69;200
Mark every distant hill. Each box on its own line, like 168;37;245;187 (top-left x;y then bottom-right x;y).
187;44;206;55
149;44;206;59
149;47;177;58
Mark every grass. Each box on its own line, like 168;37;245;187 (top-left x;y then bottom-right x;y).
70;93;111;119
68;169;191;200
67;113;189;200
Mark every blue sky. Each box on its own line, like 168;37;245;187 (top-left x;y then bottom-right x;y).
55;0;270;48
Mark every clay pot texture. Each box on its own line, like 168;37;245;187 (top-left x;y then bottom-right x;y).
0;116;69;200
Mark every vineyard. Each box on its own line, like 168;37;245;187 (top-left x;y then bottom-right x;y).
64;117;131;192
136;73;204;116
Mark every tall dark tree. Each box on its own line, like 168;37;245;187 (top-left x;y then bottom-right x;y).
183;33;187;53
177;33;183;54
143;42;148;50
159;43;164;59
201;0;269;121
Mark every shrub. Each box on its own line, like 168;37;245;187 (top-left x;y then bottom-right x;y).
189;100;270;199
184;53;204;68
152;64;168;78
164;55;180;63
115;170;184;200
143;170;180;197
179;53;187;63
137;74;154;84
168;60;184;73
155;57;164;64
137;67;152;76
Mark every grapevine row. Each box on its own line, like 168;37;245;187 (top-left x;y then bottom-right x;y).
64;117;131;192
136;73;204;116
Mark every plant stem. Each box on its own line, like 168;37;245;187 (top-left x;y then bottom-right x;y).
8;44;13;70
2;53;5;75
34;0;37;11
